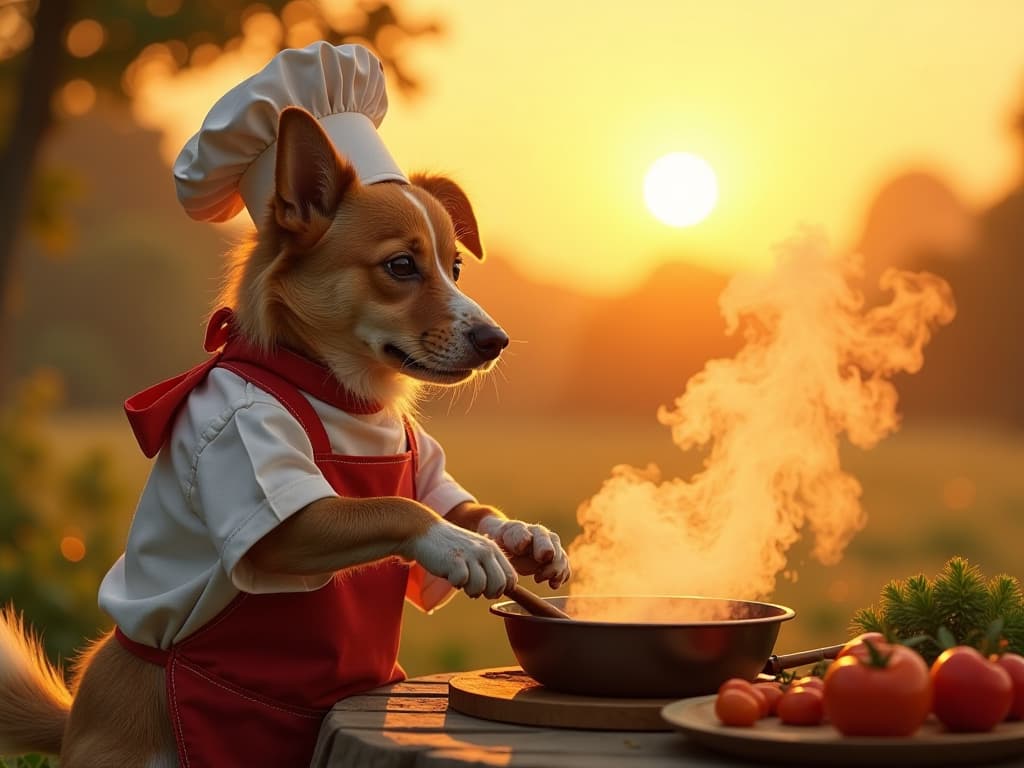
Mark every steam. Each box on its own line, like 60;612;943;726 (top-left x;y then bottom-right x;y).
569;231;954;604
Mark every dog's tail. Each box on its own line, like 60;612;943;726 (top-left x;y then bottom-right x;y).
0;606;72;756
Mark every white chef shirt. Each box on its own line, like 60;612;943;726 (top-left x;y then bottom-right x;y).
99;367;471;648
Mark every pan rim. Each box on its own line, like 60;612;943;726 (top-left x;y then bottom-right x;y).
489;593;796;628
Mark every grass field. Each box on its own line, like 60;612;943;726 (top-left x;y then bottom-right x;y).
40;409;1024;677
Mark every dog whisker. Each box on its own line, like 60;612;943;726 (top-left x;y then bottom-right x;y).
471;377;486;414
456;375;475;415
490;356;510;384
488;369;502;405
446;381;469;417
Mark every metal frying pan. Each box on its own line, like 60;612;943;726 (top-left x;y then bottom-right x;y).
491;595;841;698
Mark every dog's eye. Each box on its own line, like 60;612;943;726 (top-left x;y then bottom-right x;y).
385;255;418;280
452;257;463;282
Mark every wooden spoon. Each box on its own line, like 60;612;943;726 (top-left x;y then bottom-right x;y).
503;583;571;620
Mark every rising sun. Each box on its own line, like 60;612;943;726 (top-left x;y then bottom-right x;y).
643;152;719;227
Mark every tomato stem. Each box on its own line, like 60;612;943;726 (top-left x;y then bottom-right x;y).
861;638;893;668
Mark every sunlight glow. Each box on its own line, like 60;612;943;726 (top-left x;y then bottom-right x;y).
131;2;1024;293
643;152;719;228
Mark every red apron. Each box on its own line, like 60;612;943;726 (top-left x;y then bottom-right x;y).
116;309;415;768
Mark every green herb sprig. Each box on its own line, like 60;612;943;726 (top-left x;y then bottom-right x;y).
851;557;1024;664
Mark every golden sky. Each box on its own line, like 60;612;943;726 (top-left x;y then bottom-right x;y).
138;0;1024;295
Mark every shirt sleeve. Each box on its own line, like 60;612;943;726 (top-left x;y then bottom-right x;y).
405;421;476;613
188;390;337;594
413;422;476;516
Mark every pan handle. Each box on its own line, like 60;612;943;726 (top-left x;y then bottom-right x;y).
761;644;845;676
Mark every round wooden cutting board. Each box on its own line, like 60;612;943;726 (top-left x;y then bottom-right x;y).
447;666;674;731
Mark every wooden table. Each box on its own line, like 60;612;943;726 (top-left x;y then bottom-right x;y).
310;673;755;767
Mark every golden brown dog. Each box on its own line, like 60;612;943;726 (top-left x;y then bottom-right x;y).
0;106;570;767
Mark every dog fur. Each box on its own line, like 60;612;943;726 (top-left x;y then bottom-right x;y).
0;106;569;767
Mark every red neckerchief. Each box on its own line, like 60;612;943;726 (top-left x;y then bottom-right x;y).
125;307;380;458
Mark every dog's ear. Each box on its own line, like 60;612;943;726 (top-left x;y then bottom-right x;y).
274;107;357;246
410;173;484;260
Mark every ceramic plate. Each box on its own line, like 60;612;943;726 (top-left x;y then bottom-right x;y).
662;695;1024;766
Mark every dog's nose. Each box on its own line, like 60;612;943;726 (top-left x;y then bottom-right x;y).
468;324;510;361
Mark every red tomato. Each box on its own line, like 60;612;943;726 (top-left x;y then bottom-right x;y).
931;646;1013;732
715;688;761;726
791;676;825;692
754;681;784;716
718;678;768;717
836;632;887;660
994;653;1024;721
823;643;932;737
777;685;825;726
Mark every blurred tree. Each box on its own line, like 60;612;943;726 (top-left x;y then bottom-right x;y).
883;83;1024;430
0;0;441;388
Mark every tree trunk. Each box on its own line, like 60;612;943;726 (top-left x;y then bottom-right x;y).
0;0;73;392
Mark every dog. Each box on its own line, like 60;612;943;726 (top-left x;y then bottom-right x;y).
0;106;571;767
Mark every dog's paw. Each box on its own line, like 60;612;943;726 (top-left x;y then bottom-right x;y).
410;522;516;599
478;517;571;589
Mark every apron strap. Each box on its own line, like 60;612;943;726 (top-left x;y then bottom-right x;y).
125;309;382;458
402;419;418;498
219;361;332;455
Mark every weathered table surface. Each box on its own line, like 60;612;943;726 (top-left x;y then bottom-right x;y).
310;672;754;767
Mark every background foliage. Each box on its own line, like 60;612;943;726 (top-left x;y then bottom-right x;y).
0;371;120;661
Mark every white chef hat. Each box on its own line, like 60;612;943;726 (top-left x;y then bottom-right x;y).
173;41;407;226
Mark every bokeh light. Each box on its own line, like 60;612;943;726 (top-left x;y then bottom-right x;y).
827;579;851;603
60;536;87;563
0;6;33;59
57;79;97;116
190;43;221;68
942;476;977;511
146;0;183;18
65;19;105;59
